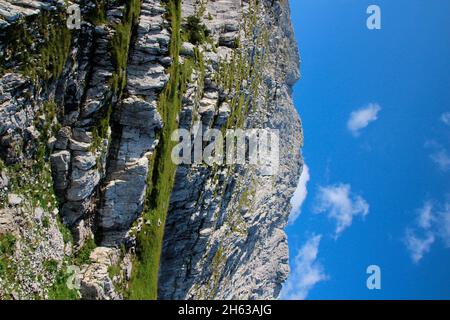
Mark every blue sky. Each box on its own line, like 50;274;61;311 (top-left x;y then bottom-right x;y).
282;0;450;299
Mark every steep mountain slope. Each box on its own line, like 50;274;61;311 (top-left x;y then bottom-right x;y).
0;0;302;300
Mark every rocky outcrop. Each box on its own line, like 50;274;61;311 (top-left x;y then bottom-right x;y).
158;0;302;300
0;0;302;300
77;247;121;300
0;0;64;28
56;12;117;246
97;0;168;246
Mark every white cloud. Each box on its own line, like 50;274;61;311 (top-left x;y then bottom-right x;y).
279;235;327;300
404;229;435;263
425;140;450;172
404;201;450;262
347;103;381;136
437;203;450;247
417;201;434;229
441;112;450;126
288;164;310;224
430;149;450;171
314;183;369;236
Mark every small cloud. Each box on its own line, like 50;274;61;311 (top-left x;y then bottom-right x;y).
279;235;327;300
430;149;450;171
314;184;369;236
441;112;450;126
425;140;450;172
404;201;450;262
289;164;310;224
404;229;435;263
417;201;434;229
347;103;381;136
437;203;450;247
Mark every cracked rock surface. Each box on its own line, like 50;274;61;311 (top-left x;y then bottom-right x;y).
0;0;302;300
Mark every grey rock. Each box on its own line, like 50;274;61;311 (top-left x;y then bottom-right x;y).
0;170;8;189
0;209;15;234
97;0;167;246
180;42;195;56
69;139;91;152
219;32;238;48
50;150;70;191
66;168;100;202
158;0;303;301
72;128;93;144
78;247;120;300
54;127;71;150
8;193;23;206
73;153;97;171
34;207;44;223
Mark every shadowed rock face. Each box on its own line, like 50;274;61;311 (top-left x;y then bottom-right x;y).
0;0;302;300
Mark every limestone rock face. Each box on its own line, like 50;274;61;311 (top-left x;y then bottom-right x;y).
0;0;64;28
0;0;302;300
158;0;302;300
97;1;168;246
78;247;120;300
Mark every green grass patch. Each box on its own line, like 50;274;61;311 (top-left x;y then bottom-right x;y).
0;10;72;81
0;234;16;258
108;263;122;279
57;217;73;244
85;0;108;25
73;237;97;266
126;0;187;300
110;0;142;92
42;216;50;229
47;266;79;300
0;234;17;282
182;15;210;45
43;259;58;274
208;245;224;298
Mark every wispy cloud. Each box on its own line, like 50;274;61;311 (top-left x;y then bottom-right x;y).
441;112;450;126
417;201;434;229
347;103;381;136
404;229;435;263
314;183;369;236
425;114;450;171
437;202;450;248
289;164;310;224
404;201;450;263
430;149;450;171
279;235;327;300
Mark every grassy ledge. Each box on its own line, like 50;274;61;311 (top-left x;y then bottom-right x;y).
0;10;71;82
127;0;188;300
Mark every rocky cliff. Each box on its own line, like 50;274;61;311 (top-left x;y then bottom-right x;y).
0;0;303;300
